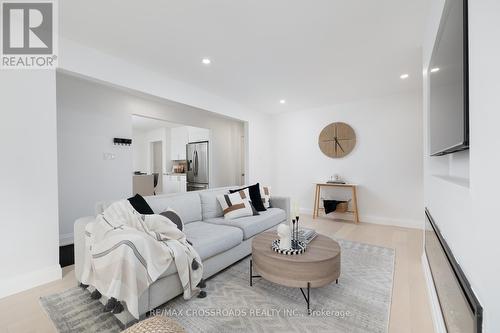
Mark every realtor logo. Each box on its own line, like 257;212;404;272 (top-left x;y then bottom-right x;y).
1;0;57;69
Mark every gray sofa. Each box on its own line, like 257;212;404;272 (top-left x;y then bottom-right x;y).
74;186;290;326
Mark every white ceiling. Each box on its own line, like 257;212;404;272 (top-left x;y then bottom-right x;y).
131;115;182;132
60;0;429;114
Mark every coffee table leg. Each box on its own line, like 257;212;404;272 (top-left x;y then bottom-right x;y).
299;282;311;314
250;261;313;314
249;259;261;286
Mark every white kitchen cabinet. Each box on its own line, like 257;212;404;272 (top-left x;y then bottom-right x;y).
162;175;176;194
171;126;209;160
188;127;210;143
170;127;189;160
162;175;187;193
179;176;187;193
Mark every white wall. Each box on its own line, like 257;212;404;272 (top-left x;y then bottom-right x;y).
57;74;133;245
423;1;500;332
468;1;500;330
132;129;148;172
0;71;61;298
57;73;245;244
271;92;423;227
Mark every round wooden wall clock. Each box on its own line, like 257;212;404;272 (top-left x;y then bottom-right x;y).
318;122;356;158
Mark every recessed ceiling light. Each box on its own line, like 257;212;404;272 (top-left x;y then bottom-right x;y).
201;58;211;65
400;74;409;79
279;99;286;104
430;67;440;73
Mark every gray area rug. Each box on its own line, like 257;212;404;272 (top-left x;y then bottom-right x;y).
40;287;121;333
40;239;394;333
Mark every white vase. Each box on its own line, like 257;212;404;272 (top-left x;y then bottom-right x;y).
277;223;291;250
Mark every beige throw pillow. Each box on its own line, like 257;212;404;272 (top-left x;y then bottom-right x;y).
217;192;254;220
260;185;271;208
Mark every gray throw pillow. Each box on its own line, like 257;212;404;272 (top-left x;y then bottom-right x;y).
160;209;184;231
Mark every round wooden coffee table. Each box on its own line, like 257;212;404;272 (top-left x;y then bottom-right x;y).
250;230;341;313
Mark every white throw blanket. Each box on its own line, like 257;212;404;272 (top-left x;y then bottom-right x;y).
80;200;203;319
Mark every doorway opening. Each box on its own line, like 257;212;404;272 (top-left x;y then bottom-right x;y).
132;114;246;194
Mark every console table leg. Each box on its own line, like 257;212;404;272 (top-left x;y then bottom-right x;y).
352;186;360;223
313;185;319;219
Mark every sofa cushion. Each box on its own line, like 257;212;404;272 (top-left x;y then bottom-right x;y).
204;208;286;240
144;192;202;224
183;222;243;260
199;187;236;220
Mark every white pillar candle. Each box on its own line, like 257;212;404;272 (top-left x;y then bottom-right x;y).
277;223;291;250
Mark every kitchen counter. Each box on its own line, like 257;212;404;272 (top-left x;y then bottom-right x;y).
164;173;186;176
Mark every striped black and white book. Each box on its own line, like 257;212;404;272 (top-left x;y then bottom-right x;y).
298;228;318;244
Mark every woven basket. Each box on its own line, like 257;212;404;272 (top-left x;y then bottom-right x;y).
335;202;348;213
123;315;186;333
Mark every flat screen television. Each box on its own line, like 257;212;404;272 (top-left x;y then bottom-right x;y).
429;0;469;156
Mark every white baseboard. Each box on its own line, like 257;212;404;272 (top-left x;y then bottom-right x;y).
299;208;422;229
0;264;62;299
421;253;446;333
357;215;422;229
59;232;74;246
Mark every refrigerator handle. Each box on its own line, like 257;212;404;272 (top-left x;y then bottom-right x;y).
194;150;198;176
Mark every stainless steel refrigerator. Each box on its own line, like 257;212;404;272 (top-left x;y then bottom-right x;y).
186;141;209;191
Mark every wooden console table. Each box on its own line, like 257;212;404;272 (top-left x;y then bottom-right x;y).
313;183;360;223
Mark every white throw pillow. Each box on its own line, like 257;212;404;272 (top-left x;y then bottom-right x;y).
260;185;271;209
217;192;254;220
233;188;250;201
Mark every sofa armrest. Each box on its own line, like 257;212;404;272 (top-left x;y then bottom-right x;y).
95;201;114;215
74;216;96;282
270;196;290;221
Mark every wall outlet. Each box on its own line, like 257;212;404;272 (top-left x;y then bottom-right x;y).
103;153;116;160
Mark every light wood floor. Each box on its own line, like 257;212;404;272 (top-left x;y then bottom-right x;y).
301;215;435;333
0;215;434;333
